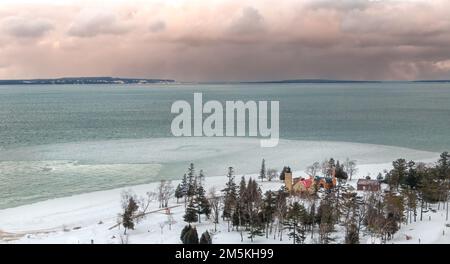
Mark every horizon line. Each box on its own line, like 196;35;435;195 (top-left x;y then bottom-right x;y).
1;76;450;84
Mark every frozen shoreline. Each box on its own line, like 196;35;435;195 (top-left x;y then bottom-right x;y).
0;138;444;243
0;138;440;209
1;157;448;244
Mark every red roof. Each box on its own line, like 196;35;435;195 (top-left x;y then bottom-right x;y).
294;177;313;189
303;178;313;188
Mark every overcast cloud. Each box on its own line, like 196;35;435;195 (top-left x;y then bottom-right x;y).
0;0;449;81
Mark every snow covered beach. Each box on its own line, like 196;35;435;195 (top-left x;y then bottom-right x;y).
1;153;448;244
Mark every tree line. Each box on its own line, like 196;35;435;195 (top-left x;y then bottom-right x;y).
117;152;449;244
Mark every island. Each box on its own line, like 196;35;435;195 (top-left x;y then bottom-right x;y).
0;77;175;85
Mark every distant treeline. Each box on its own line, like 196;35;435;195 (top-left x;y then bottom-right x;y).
242;80;450;84
3;77;449;85
0;77;175;85
203;79;450;84
413;80;450;83
241;79;382;84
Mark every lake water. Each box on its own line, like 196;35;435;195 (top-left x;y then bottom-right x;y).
0;83;449;208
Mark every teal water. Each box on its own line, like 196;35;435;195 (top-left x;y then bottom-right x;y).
1;83;450;151
0;83;449;208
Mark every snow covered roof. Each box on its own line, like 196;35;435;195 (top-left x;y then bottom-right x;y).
357;179;380;186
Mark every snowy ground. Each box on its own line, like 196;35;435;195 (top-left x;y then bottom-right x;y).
1;159;448;244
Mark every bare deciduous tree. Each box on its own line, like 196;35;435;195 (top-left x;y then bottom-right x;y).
344;158;358;181
157;180;174;208
208;187;222;232
267;168;278;181
166;213;175;231
119;234;129;244
306;162;320;177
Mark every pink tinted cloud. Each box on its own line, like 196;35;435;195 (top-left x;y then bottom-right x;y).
0;0;450;81
1;16;53;38
67;9;131;37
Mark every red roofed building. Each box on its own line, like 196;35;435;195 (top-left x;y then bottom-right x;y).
292;176;315;194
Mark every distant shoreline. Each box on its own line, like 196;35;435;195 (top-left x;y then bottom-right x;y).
203;79;450;84
0;77;175;85
2;77;450;85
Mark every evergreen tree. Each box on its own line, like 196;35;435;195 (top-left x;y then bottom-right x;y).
247;214;264;241
437;152;450;179
122;197;139;235
316;194;336;244
196;183;211;222
180;173;188;193
345;222;359;244
415;163;428;221
418;166;441;203
235;176;248;237
184;199;199;224
262;191;277;238
403;188;418;224
259;159;266;182
342;191;360;244
180;173;188;206
187;163;196;198
437;152;450;210
232;211;241;230
364;192;387;240
389;159;407;191
198;169;206;185
377;172;384;182
175;184;184;203
222;167;238;229
199;231;212;244
279;166;289;181
246;178;264;242
384;192;404;239
404;160;419;189
334;161;348;182
333;160;347;219
239;176;247;201
180;225;191;242
181;226;199;244
308;202;316;239
284;202;307;244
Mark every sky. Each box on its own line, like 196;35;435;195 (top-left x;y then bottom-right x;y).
1;0;450;81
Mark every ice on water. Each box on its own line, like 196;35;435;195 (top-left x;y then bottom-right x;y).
0;137;438;209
